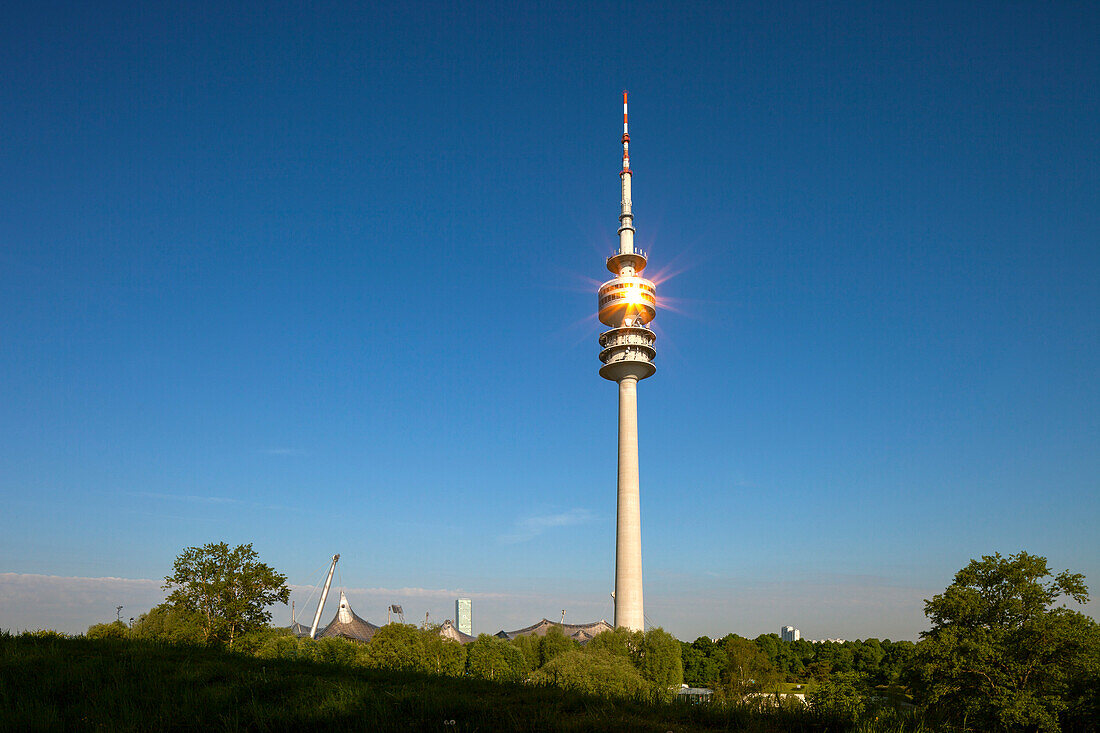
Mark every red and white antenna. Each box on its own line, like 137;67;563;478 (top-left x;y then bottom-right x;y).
622;90;630;171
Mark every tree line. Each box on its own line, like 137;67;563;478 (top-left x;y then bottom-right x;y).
92;606;686;702
86;545;1099;732
682;633;916;692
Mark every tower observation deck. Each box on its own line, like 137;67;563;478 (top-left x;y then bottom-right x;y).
598;92;655;631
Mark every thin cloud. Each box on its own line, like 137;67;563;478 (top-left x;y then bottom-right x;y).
289;584;516;602
0;573;165;633
128;491;242;505
500;508;595;544
126;492;295;513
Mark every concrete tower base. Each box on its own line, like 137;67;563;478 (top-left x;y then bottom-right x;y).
614;375;644;630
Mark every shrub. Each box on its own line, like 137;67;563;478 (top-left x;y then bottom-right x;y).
131;604;206;644
466;634;525;682
530;649;653;700
510;634;541;674
422;633;467;677
539;626;575;666
86;621;129;639
362;624;428;672
807;673;866;725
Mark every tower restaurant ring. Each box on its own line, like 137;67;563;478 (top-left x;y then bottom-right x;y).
597;276;657;327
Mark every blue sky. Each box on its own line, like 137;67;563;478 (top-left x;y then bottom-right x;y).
1;1;1097;640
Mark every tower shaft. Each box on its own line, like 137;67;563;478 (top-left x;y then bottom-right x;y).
614;375;644;630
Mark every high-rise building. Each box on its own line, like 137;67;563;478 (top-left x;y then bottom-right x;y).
456;598;472;636
781;626;801;642
597;92;657;631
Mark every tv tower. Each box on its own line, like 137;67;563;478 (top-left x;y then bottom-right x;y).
597;91;656;631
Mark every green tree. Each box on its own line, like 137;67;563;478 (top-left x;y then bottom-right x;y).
131;603;206;644
86;620;128;639
807;672;866;725
362;623;428;671
539;626;575;666
690;636;727;686
587;626;639;660
422;631;467;676
815;641;854;675
879;639;915;686
586;627;683;696
162;542;289;648
911;551;1100;733
313;635;365;666
466;634;525;682
530;649;652;699
510;634;542;673
636;627;683;696
790;638;815;668
754;633;781;671
852;638;885;681
720;635;779;699
681;641;721;687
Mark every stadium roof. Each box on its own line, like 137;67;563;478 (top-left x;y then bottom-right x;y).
437;619;476;644
316;590;379;643
495;618;613;643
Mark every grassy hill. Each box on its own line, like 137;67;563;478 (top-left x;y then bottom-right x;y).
1;633;925;732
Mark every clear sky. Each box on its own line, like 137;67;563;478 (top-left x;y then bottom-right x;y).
2;1;1098;641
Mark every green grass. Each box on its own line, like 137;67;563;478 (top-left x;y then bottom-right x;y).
777;682;815;696
0;634;931;732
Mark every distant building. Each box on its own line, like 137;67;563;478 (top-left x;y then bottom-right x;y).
456;598;472;636
781;625;801;642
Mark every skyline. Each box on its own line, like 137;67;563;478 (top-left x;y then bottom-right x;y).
2;1;1098;641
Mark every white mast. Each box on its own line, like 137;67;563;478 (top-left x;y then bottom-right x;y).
309;553;340;639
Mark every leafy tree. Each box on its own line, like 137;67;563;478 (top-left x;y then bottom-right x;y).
86;621;128;639
510;633;542;673
636;627;683;695
422;631;467;677
362;623;427;671
878;639;915;686
754;633;781;671
314;635;368;666
587;626;639;660
807;672;866;724
530;649;652;699
806;659;832;681
688;636;726;687
466;634;525;682
586;627;682;696
539;626;575;666
163;542;289;648
815;641;854;675
911;551;1100;733
853;638;885;678
231;625;293;657
251;631;311;661
719;635;779;699
681;641;721;687
131;603;207;644
790;638;815;667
